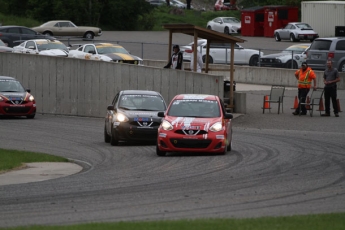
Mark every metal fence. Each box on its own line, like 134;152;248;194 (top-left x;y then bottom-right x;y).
11;35;307;70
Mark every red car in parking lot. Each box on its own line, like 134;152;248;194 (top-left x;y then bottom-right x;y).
156;94;233;156
0;76;36;118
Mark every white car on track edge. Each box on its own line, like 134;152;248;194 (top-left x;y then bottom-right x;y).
12;39;69;57
68;43;143;65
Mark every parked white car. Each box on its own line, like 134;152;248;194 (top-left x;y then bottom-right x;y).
259;44;310;69
68;43;143;65
180;39;263;66
12;39;69;57
0;39;13;53
206;17;241;34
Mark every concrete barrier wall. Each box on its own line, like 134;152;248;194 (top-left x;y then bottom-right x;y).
0;53;223;117
145;60;345;90
1;53;344;117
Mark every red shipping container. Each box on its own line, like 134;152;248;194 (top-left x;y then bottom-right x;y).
241;6;265;36
263;5;298;37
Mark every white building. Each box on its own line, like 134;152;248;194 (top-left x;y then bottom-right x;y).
301;1;345;37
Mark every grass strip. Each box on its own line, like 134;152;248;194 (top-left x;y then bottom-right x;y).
0;148;68;172
2;213;345;230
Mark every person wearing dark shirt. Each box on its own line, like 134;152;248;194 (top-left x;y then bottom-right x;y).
322;60;341;117
164;45;183;70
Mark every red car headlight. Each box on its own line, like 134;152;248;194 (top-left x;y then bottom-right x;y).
161;120;173;131
209;122;223;132
28;95;35;102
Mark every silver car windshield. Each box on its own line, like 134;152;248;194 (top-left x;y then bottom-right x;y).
296;23;312;29
97;46;129;54
223;18;240;23
37;43;68;52
283;47;306;54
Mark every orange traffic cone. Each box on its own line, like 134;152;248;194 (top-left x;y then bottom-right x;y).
337;99;342;112
318;97;324;111
264;95;270;109
305;96;310;110
292;96;298;109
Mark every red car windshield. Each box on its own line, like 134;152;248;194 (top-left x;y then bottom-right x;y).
168;99;220;118
0;79;25;92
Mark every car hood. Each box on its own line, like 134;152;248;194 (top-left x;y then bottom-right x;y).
0;47;14;52
261;53;293;59
165;116;222;130
39;49;68;57
119;109;162;120
224;22;241;28
104;53;142;61
0;92;29;100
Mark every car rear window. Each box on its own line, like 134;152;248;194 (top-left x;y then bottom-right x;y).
335;40;345;51
309;40;332;51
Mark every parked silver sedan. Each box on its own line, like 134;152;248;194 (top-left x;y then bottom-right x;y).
274;22;319;42
207;17;241;34
259;44;310;69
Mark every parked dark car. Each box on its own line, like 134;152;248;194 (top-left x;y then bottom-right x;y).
0;25;55;47
104;90;167;146
306;37;345;72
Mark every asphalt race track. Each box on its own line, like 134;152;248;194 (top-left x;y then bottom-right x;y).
1;89;345;227
0;32;345;228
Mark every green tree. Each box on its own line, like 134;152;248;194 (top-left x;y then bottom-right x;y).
0;0;154;30
101;0;154;30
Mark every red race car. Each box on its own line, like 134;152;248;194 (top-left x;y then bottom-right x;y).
156;94;233;156
0;76;36;119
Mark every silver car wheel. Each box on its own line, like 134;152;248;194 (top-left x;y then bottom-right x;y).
275;33;281;41
339;61;345;72
84;32;94;39
290;34;297;42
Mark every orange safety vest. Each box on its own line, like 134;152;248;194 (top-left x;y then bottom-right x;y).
295;67;315;89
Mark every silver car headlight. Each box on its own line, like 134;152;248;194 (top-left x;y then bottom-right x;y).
209;122;223;132
161;120;173;131
116;113;128;122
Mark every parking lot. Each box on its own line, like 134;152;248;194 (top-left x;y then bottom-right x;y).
61;31;299;61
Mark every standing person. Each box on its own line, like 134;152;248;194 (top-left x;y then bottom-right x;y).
190;45;203;73
164;45;183;70
322;60;341;117
186;0;192;9
292;62;317;115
